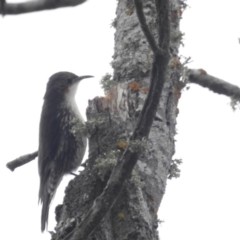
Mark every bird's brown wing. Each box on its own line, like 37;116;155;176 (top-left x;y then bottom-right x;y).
38;102;62;200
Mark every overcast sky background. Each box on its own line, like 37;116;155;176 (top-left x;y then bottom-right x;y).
1;0;240;240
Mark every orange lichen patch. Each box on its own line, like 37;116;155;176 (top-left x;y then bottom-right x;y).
171;10;179;20
88;96;110;112
149;195;155;202
99;96;106;101
118;212;125;220
105;92;111;100
128;81;141;92
174;85;182;101
178;6;183;17
175;108;179;116
126;8;134;16
198;69;207;75
170;57;180;69
117;140;127;150
141;87;149;94
172;7;183;19
153;209;158;216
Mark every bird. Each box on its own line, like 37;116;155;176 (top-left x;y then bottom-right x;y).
38;71;93;232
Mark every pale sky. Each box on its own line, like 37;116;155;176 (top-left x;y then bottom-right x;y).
0;1;240;240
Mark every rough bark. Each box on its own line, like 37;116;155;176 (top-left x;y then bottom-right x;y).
45;0;181;239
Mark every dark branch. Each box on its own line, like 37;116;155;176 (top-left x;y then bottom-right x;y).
133;0;162;55
156;0;170;48
1;0;87;15
6;151;38;171
1;0;5;16
64;1;170;239
188;69;240;99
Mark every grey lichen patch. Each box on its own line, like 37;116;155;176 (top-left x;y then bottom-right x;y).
170;29;184;46
69;119;85;135
100;73;117;94
111;18;117;28
79;118;109;137
130;168;146;189
230;97;240;111
128;138;147;153
94;150;119;181
168;158;182;179
124;231;141;240
52;217;76;240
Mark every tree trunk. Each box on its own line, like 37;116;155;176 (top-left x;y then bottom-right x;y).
52;0;183;239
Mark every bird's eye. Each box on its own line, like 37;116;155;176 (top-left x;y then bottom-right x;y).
67;78;73;84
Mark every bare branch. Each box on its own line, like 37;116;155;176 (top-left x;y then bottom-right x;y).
6;151;38;171
188;69;240;99
63;0;170;239
1;0;87;15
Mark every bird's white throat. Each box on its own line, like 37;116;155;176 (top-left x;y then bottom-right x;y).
65;82;84;121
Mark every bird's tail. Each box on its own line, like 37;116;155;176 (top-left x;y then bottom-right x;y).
39;172;62;232
41;190;51;232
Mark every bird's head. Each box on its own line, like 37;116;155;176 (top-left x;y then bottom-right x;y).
44;72;93;101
